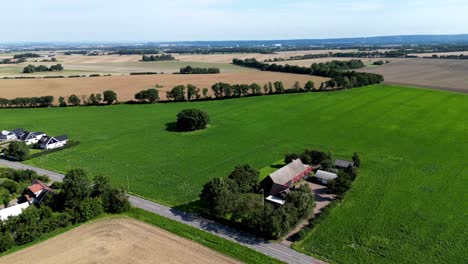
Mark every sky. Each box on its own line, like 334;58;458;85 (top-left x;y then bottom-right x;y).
1;0;468;42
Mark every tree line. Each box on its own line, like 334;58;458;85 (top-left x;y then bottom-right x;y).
0;168;130;253
23;64;64;73
0;58;26;64
141;54;175;61
232;58;384;89
13;53;41;59
60;90;117;107
200;165;315;239
179;66;220;74
0;96;54;108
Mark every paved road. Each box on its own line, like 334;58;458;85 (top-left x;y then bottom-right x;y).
0;159;326;264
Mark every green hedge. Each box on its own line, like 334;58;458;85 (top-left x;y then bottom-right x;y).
26;140;80;160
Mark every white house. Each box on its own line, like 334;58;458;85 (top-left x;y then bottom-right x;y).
21;131;46;145
1;130;16;141
39;135;69;149
315;170;338;185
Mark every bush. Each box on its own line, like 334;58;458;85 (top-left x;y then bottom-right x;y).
4;141;29;161
176;109;210;131
0;233;14;252
0;179;19;194
73;197;104;223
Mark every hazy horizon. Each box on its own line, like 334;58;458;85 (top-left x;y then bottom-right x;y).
1;0;468;42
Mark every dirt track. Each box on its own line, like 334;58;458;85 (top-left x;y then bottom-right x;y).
0;218;239;264
0;71;328;101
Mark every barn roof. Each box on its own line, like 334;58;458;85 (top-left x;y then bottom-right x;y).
335;159;354;168
315;170;338;181
269;159;311;185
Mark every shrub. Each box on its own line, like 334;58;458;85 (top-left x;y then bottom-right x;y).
0;179;19;194
4;141;29;161
0;233;14;252
73;197;104;223
176;109;210;131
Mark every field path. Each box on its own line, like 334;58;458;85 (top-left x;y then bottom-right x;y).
0;158;326;264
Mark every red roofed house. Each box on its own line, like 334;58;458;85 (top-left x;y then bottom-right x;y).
23;179;53;203
260;159;312;196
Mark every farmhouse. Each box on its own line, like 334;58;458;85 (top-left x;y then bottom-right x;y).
335;159;354;169
39;135;69;149
315;170;338;185
24;179;53;203
0;128;25;141
260;159;312;196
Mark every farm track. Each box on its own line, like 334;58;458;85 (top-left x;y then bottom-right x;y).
0;158;326;264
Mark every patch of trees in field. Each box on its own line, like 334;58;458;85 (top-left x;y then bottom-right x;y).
179;66;220;74
112;49;162;55
13;53;41;59
141;54;175;61
0;96;54;108
0;168;130;253
0;58;27;64
232;58;383;89
61;90;117;107
200;165;315;239
165;47;276;54
23;64;64;73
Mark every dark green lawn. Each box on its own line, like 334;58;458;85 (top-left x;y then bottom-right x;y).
0;84;466;263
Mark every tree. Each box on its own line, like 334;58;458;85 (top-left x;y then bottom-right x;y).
268;82;273;94
304;81;315;91
200;178;239;216
101;187;130;213
202;88;209;98
249;83;262;95
67;94;80;106
0;233;14;252
92;175;111;197
284;153;300;164
227;165;259;193
176;109;210;131
88;93;101;105
0;179;19;193
73;197;104;223
292;81;302;91
263;84;269;94
62;169;91;208
166;85;186;101
274;81;284;93
4;141;29;161
352;152;361;167
146;88;160;103
103;90;117;104
187;84;200;101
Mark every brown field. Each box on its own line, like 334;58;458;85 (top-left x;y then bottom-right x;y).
358;58;468;93
174;49;359;63
0;218;239;264
0;71;328;101
408;51;468;57
266;57;406;67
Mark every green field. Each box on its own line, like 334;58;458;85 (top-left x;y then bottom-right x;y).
0;84;466;263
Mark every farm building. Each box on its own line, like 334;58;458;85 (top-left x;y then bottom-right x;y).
39;135;69;149
260;159;312;196
0;128;25;141
315;170;338;185
335;159;354;169
0;202;30;221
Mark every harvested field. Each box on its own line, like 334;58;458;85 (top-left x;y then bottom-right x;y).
0;71;328;101
0;218;239;264
267;57;405;67
408;51;468;57
174;49;359;63
357;58;468;93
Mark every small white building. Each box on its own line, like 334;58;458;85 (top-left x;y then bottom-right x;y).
21;131;46;145
1;130;16;141
39;135;69;149
0;202;30;221
315;170;338;185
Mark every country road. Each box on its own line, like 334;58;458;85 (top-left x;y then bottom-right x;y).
0;159;326;264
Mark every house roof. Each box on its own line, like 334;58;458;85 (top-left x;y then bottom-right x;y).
32;179;53;192
54;135;69;141
12;128;25;136
335;159;354;168
269;159;311;185
315;170;338;181
28;184;44;194
265;195;286;205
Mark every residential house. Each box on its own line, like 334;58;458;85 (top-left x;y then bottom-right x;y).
335;159;354;169
23;179;53;204
20;131;46;145
314;170;338;185
0;128;25;141
39;135;69;149
260;159;312;196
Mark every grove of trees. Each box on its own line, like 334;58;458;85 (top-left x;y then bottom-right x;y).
0;168;130;253
141;54;175;61
179;66;220;74
0;96;54;108
175;109;210;131
23;64;64;73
